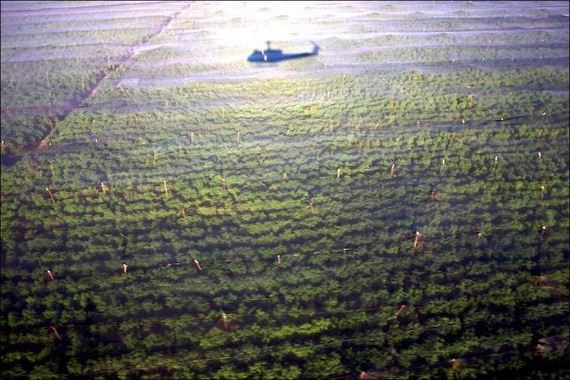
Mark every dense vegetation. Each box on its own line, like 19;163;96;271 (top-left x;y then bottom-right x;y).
1;1;569;379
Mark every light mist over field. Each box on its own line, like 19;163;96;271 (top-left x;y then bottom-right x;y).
1;1;569;379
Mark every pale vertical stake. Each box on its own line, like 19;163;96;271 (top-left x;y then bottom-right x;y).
152;151;157;166
308;201;315;213
1;140;5;154
190;132;194;143
221;312;228;329
122;263;128;275
101;182;107;194
429;189;437;201
45;187;56;204
194;259;202;271
440;158;446;172
46;270;54;281
282;173;288;182
395;304;407;318
236;131;240;143
49;326;62;340
413;231;422;249
390;163;396;177
337;168;341;179
450;358;460;374
540;185;546;199
221;177;227;190
163;180;168;196
277;254;281;264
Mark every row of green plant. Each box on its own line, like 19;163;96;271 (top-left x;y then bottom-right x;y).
2;91;567;378
0;6;187;154
1;2;568;378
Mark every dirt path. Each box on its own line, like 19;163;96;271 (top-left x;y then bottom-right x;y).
23;2;193;156
0;3;191;166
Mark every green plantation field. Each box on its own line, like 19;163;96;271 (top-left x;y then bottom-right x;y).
1;1;569;379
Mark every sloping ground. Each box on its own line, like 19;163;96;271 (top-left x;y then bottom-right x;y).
0;1;190;157
116;1;569;86
1;1;569;379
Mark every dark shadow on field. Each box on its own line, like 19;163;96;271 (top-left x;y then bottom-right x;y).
247;41;319;63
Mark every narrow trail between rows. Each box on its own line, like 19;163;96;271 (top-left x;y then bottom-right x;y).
13;2;193;159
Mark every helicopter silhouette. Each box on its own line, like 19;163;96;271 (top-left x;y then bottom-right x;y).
247;41;319;63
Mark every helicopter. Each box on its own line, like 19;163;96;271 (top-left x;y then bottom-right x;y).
247;41;319;62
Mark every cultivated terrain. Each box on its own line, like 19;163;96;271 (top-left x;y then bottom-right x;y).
1;1;569;379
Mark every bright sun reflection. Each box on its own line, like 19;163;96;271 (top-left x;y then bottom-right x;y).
206;1;323;52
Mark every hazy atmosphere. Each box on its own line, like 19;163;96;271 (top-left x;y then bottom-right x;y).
1;1;569;379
